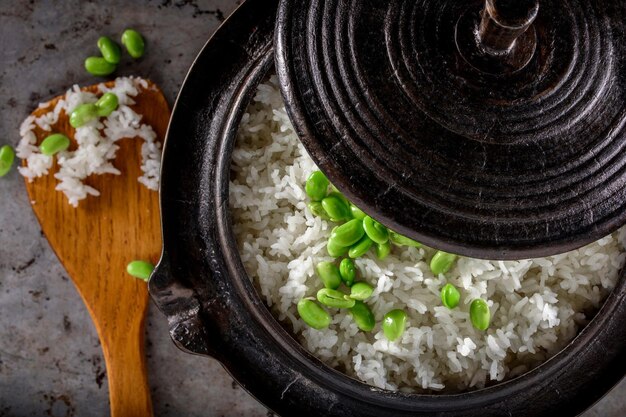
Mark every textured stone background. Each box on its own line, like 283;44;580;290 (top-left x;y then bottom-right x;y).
0;1;623;416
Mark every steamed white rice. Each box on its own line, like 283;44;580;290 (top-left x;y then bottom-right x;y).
17;76;161;207
230;76;625;392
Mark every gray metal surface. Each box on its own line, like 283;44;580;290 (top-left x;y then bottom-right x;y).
0;1;623;416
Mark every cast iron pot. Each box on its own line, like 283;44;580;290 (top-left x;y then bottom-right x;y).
149;0;626;415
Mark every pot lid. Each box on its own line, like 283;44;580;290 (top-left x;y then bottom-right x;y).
275;0;626;259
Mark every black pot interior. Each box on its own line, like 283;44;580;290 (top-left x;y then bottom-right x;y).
149;0;626;416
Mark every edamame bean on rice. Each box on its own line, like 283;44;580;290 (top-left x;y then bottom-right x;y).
229;75;624;393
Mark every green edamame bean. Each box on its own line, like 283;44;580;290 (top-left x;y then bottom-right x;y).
297;299;331;329
329;219;365;247
70;103;99;128
328;191;350;209
321;195;351;221
316;261;342;289
349;282;374;301
388;230;422;248
375;241;391;260
349;301;375;332
339;258;356;286
0;145;15;177
327;239;348;257
126;260;154;281
382;309;407;341
350;204;366;220
308;201;330;219
470;299;491;331
348;235;373;259
97;36;122;64
430;251;457;275
317;288;355;309
121;29;145;59
84;56;117;76
441;283;460;309
95;93;119;117
39;134;70;156
363;216;389;244
305;171;329;201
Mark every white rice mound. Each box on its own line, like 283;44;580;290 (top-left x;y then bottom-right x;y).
17;76;161;207
230;76;626;392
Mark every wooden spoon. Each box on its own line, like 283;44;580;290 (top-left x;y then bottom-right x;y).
22;81;169;417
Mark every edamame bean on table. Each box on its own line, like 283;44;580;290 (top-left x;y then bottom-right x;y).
0;145;15;177
97;36;122;64
85;56;117;76
121;29;145;59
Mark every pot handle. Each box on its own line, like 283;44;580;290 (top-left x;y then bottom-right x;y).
149;251;213;356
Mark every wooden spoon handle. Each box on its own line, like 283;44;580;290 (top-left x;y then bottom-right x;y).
97;292;153;417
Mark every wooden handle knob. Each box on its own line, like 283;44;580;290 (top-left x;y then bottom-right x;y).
478;0;539;53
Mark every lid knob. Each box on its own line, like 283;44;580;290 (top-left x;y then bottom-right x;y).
478;0;539;53
456;0;539;73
